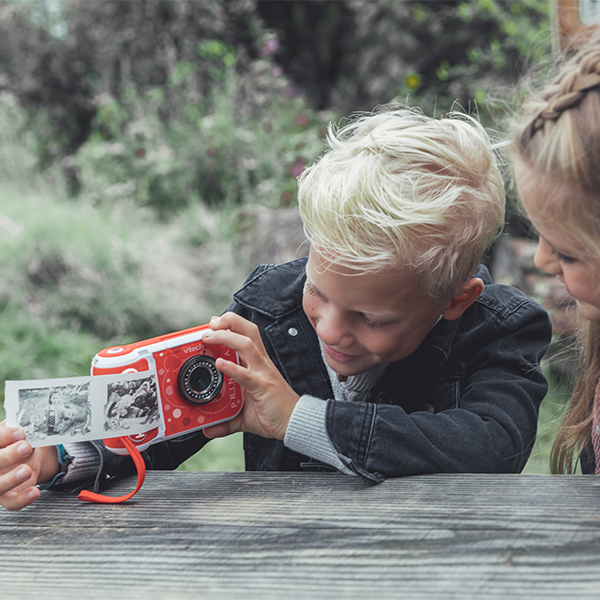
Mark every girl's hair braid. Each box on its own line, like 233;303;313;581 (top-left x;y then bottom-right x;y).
530;48;600;135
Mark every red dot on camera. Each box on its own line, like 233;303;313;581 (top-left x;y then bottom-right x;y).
182;417;191;427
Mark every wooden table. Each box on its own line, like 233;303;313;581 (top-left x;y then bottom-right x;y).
1;471;600;599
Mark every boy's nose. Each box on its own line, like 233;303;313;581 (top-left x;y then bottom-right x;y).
533;238;562;277
314;310;354;348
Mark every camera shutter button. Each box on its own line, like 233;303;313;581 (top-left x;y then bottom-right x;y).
288;327;298;337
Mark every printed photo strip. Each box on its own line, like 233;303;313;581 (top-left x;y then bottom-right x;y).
4;372;161;448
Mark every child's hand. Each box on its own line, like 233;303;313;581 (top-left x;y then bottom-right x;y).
0;422;58;511
201;313;300;441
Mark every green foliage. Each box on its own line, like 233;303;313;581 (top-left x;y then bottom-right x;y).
0;0;553;211
74;67;331;214
0;0;97;166
257;0;552;126
0;92;37;182
0;0;267;167
522;369;574;474
401;0;553;121
0;299;101;383
177;432;244;472
0;98;248;412
255;1;357;110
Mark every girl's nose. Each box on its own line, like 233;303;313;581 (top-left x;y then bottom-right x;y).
533;238;562;277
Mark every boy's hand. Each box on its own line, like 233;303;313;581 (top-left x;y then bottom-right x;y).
201;313;300;441
0;422;58;511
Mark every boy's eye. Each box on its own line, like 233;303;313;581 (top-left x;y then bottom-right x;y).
306;283;325;299
358;313;385;330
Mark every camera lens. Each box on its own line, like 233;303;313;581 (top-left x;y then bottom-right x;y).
177;355;223;405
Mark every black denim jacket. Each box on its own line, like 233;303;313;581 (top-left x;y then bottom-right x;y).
69;258;552;491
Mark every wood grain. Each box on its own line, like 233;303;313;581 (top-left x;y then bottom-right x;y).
2;472;600;599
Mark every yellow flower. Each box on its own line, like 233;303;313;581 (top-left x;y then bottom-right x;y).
404;73;422;92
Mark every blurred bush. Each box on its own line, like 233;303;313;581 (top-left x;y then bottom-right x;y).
74;67;330;215
0;0;552;213
0;96;247;384
257;0;552;119
0;0;262;168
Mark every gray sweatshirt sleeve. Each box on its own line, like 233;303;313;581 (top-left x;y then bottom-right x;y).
283;394;354;476
61;442;102;484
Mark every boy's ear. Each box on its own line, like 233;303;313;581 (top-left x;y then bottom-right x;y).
441;278;484;321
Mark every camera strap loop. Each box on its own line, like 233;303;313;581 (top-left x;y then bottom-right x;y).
77;436;147;504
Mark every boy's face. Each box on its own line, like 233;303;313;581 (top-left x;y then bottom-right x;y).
302;247;443;378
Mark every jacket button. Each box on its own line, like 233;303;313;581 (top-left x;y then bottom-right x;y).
288;327;298;337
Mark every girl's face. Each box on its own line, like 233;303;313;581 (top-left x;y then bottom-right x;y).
514;160;600;321
302;247;444;378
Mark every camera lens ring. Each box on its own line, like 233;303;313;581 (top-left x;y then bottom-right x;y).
177;355;223;405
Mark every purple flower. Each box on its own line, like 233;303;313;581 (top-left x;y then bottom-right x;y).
289;157;306;178
259;38;279;58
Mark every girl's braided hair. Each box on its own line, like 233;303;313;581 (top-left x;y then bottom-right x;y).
513;42;600;191
529;54;600;135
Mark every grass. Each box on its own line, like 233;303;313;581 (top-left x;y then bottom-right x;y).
522;367;573;474
177;433;244;472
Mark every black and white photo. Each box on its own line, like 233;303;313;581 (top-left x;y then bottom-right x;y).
104;376;159;432
15;383;92;443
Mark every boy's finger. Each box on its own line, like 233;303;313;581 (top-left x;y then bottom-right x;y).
209;313;262;343
203;329;263;366
215;358;255;390
0;486;40;511
203;417;240;439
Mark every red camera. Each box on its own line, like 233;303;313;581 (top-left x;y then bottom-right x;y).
91;324;243;455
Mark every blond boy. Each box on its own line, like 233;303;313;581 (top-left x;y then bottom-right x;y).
0;107;551;508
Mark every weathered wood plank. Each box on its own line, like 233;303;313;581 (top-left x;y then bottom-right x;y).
1;472;600;599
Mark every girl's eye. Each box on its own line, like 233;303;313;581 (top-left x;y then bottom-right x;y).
556;251;577;264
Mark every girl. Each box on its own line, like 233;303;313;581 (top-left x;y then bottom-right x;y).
511;38;600;474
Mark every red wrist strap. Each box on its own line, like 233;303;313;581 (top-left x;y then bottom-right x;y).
78;436;146;504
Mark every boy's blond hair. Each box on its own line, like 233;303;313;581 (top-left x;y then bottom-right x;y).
297;106;505;304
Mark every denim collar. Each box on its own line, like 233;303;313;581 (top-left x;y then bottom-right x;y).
233;259;309;319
